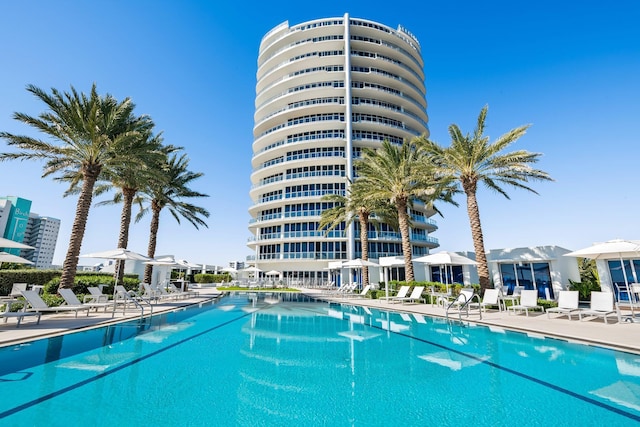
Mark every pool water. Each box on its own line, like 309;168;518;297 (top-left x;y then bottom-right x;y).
1;292;639;426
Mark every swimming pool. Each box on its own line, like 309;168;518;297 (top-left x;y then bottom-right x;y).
1;292;639;426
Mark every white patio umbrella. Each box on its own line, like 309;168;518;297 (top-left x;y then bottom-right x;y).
414;251;477;285
0;251;34;265
564;239;640;287
379;257;405;301
0;237;34;250
265;270;280;276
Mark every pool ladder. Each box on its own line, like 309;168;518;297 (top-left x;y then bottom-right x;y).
445;292;482;322
113;291;154;320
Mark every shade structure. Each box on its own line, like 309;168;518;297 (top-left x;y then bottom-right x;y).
79;248;151;261
145;255;179;266
342;258;379;268
242;266;262;273
176;259;201;269
0;237;34;250
414;251;477;286
564;239;640;260
413;251;478;265
265;270;280;276
0;251;34;265
221;267;238;275
564;239;640;287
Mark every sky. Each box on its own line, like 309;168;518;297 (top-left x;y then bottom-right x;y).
0;0;638;268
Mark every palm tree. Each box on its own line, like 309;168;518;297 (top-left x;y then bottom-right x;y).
355;140;458;282
94;132;174;284
135;152;210;284
0;84;144;289
319;180;396;288
418;105;553;292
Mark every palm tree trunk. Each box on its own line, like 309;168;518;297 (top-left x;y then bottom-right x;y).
359;212;370;288
143;202;161;284
116;187;136;284
465;187;490;292
397;198;414;282
59;167;100;290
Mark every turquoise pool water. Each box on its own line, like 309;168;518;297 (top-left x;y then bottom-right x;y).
1;292;639;426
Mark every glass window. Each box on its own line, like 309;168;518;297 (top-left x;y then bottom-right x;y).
533;262;553;299
500;264;516;295
515;263;534;290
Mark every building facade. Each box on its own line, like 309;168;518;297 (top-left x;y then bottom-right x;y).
21;214;61;269
0;196;60;269
249;15;438;284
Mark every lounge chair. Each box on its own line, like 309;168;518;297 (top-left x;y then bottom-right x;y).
9;283;28;298
392;286;425;305
546;291;582;320
21;290;91;318
469;288;501;312
579;292;617;324
59;288;113;313
167;282;197;298
387;285;411;303
84;286;110;303
0;296;41;327
345;285;371;298
507;290;543;316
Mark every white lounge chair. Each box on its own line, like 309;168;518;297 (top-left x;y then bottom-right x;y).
470;288;501;312
547;291;581;320
388;286;411;303
21;290;91;318
345;285;371;298
9;283;28;298
393;286;425;305
507;290;543;316
59;288;113;313
579;292;617;324
84;286;110;303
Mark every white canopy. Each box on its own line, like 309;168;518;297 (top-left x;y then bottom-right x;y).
414;251;477;265
0;237;34;250
0;251;34;264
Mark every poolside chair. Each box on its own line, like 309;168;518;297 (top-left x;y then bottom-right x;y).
9;283;28;298
579;292;617;324
59;289;113;313
21;290;92;318
84;286;110;304
387;285;411;303
469;288;501;312
345;284;371;298
546;291;582;320
167;282;197;298
0;296;41;327
392;286;425;305
507;290;543;316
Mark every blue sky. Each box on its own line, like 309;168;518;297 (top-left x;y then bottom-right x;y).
0;0;638;267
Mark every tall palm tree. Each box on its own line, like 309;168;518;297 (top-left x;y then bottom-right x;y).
355;140;458;282
135;152;210;284
418;105;553;292
0;84;143;289
94;132;175;284
319;180;396;288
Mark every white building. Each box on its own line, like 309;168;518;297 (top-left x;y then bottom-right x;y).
486;245;580;300
21;214;61;269
249;14;438;284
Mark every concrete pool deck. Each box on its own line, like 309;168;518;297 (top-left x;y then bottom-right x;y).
1;287;639;355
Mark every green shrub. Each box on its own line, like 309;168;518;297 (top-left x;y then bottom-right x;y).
194;273;228;283
568;279;601;301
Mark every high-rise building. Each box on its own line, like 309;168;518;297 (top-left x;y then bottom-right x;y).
248;14;438;283
0;196;60;268
21;213;61;269
0;196;32;255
